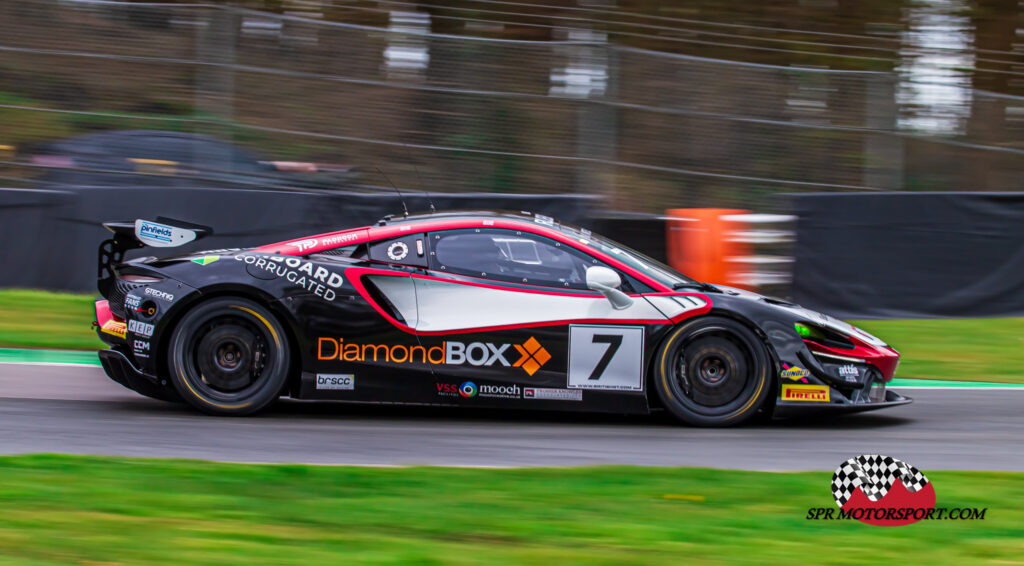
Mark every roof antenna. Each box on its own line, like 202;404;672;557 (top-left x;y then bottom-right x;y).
376;166;408;218
403;142;435;214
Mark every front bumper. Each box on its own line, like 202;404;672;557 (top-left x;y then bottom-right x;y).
98;349;180;402
773;388;912;418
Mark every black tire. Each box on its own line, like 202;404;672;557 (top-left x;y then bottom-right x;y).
653;316;772;427
167;297;291;416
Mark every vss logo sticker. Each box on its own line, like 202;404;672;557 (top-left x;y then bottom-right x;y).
436;381;521;399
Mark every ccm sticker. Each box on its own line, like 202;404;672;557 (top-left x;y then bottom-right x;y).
127;319;154;338
133;339;150;358
568;325;644;391
782;384;830;402
316;374;354;390
134;219;197;248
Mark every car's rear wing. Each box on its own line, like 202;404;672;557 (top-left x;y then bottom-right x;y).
98;217;213;281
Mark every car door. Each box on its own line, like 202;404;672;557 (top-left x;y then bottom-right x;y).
411;227;670;410
303;233;431;401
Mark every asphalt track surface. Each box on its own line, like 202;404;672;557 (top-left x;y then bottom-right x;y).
2;364;1022;471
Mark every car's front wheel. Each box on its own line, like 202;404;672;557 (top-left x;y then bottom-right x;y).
167;297;290;416
653;316;772;427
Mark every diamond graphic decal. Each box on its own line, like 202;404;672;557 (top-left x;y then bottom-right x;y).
513;337;551;376
191;255;220;266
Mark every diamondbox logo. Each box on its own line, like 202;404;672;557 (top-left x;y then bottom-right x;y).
319;337;551;376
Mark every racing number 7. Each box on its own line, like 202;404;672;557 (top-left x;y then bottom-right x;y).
588;334;623;380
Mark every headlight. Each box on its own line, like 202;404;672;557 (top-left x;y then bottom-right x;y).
793;322;854;349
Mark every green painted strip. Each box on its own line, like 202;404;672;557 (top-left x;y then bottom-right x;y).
0;348;100;366
888;378;1024;389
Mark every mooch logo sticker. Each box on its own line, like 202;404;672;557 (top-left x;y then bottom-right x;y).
831;454;935;526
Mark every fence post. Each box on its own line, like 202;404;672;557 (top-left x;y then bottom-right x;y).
863;72;903;190
567;35;616;202
194;6;239;171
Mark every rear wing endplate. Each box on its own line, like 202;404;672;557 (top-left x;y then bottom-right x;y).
98;217;213;280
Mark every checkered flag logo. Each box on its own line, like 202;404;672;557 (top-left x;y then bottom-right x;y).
831;454;930;507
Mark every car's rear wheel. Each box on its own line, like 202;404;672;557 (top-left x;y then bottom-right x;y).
167;297;290;416
653;316;771;427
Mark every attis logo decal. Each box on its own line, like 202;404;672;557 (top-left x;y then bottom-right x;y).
831;454;935;526
838;364;859;382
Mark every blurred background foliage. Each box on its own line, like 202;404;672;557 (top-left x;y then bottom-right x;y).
0;0;1021;211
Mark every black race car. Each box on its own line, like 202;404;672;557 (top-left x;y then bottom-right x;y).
94;211;909;426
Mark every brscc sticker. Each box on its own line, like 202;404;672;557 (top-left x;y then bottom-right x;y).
316;374;354;390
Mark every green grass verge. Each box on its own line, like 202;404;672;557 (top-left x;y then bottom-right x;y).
853;318;1024;383
0;455;1020;565
0;289;104;350
2;289;1023;383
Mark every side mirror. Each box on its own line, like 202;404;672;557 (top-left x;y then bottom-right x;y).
586;266;634;310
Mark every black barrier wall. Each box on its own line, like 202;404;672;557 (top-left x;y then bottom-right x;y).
0;187;598;292
792;192;1024;319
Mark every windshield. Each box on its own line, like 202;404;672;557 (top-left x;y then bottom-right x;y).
555;223;699;288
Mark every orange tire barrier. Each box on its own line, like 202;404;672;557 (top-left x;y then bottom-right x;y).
666;208;749;288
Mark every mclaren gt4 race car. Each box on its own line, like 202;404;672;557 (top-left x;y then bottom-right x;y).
93;212;909;426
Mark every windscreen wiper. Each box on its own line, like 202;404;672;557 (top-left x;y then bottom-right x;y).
672;281;720;293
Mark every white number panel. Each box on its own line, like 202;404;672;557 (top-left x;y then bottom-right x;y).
568;325;644;391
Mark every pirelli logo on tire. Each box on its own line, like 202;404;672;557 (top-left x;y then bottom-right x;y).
782;384;830;402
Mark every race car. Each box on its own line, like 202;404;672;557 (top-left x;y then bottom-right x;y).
93;211;909;426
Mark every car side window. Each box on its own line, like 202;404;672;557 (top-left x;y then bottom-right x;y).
430;229;610;290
